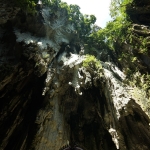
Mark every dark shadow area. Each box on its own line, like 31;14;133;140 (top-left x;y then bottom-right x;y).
0;72;46;150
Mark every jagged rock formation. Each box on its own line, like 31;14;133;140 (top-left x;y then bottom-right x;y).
113;0;150;118
121;0;150;72
0;0;150;150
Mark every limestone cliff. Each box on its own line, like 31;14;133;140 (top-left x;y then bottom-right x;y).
0;0;150;150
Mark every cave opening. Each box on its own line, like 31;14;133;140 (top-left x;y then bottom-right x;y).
65;87;117;150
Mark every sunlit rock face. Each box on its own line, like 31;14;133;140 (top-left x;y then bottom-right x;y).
32;49;150;150
0;1;150;150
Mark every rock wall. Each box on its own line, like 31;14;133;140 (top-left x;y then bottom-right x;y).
0;0;150;150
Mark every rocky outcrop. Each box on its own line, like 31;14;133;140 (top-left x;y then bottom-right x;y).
125;0;150;71
0;0;150;150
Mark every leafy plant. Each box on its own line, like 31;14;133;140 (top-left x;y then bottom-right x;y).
83;55;102;69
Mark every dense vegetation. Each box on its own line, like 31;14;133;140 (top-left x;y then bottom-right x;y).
88;0;149;76
106;0;150;97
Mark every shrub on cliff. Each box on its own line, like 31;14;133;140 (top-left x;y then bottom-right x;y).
83;55;102;70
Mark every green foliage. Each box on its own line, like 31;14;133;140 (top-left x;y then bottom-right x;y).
88;0;150;76
59;3;96;40
83;1;134;60
91;17;131;49
131;35;148;54
110;0;133;19
125;72;150;95
38;0;96;42
83;55;102;69
89;0;133;51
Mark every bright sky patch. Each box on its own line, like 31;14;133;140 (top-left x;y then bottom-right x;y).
62;0;112;28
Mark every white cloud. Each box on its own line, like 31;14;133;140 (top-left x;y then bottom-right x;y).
62;0;112;28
